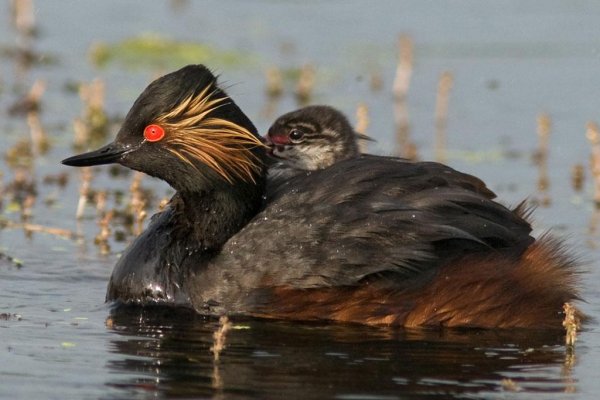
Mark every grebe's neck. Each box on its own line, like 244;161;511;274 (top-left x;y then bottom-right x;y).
171;175;265;252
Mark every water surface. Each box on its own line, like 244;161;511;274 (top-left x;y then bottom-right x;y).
1;1;599;399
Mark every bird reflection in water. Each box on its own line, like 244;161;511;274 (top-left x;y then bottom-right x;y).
104;306;577;399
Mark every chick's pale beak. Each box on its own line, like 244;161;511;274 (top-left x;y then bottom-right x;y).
62;141;134;167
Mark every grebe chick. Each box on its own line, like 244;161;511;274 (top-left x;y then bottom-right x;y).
266;105;365;171
62;65;582;329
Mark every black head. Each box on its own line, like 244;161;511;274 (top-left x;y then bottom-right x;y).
62;65;266;192
265;105;363;170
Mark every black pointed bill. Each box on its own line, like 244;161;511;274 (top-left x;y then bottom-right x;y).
61;142;134;167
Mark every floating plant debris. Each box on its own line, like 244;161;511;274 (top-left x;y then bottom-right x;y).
0;312;22;320
393;35;416;160
534;113;551;207
571;164;585;192
0;249;23;268
434;71;454;164
294;63;316;105
42;172;69;187
355;103;371;153
8;79;45;116
0;218;79;241
5;139;34;168
94;210;113;255
264;66;284;98
500;378;522;392
77;78;109;146
211;316;232;363
563;302;580;348
89;34;249;70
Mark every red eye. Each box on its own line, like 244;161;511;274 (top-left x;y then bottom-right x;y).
144;124;165;142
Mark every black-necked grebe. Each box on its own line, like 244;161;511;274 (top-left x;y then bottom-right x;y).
62;65;582;328
266;105;365;170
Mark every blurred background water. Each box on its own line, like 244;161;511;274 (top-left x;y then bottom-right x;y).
1;0;600;398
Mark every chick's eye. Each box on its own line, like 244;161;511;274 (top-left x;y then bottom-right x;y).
144;124;165;142
289;129;304;141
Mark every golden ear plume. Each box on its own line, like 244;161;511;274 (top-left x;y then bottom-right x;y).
155;86;265;184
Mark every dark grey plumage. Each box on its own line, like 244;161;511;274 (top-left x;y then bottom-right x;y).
62;65;581;328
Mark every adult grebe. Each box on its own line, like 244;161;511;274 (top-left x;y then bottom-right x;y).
62;65;581;328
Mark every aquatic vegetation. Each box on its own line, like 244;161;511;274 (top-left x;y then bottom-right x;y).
89;34;250;70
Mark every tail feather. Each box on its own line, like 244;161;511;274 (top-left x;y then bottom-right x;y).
249;234;584;329
404;234;583;328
